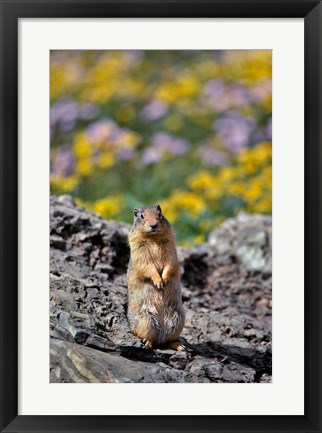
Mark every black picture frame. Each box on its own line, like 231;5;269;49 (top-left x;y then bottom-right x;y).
0;1;321;432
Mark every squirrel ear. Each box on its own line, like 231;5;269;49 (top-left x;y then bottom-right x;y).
133;208;139;217
156;205;162;213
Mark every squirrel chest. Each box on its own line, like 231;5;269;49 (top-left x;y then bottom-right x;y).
132;240;170;278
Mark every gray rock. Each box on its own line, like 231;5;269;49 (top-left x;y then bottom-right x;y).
208;211;272;272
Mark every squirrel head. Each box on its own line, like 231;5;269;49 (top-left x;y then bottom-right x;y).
130;205;171;238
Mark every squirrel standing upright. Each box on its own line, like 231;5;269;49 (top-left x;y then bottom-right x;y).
127;205;185;350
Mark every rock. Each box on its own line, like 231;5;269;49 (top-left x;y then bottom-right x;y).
208;211;272;273
260;373;272;383
168;351;189;370
220;362;256;383
50;235;66;250
50;195;272;383
57;194;76;206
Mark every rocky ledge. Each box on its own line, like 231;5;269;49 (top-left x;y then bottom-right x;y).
50;195;272;383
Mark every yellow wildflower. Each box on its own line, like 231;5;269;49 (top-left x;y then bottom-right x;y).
160;204;178;222
92;195;124;219
194;234;205;244
195;60;220;79
218;167;236;182
242;178;262;204
222;50;272;86
187;170;217;191
237;142;272;168
226;182;246;196
97;152;115;169
50;175;79;193
75;159;93;176
118;78;145;99
262;94;272;112
82;84;115;104
243;161;258;175
74;133;91;159
161;190;205;220
249;195;272;213
156;76;200;104
116;131;140;147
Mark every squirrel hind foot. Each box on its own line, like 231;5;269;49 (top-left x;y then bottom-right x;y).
167;340;185;351
142;339;154;349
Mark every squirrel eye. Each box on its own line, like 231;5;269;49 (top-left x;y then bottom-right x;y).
140;214;144;220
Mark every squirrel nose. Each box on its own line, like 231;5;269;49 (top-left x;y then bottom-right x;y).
150;223;158;229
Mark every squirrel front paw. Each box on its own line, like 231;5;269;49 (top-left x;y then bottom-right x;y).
151;274;164;289
161;266;171;284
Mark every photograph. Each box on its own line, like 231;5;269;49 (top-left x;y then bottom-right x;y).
1;1;321;432
50;49;272;383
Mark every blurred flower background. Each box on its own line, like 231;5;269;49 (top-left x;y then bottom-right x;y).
50;50;272;245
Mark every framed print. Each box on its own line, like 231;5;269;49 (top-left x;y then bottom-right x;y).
0;1;321;432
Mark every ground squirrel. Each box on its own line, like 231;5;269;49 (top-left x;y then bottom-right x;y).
127;205;185;350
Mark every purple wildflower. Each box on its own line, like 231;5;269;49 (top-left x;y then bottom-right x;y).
140;100;168;122
203;80;253;112
266;117;272;141
50;99;99;137
142;147;163;164
116;147;135;161
123;50;144;66
201;146;229;166
86;119;115;144
142;132;189;165
229;85;253;107
79;104;99;120
214;111;256;153
152;132;189;156
251;80;272;102
51;146;75;177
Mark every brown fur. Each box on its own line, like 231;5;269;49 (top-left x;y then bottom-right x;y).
127;206;185;349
